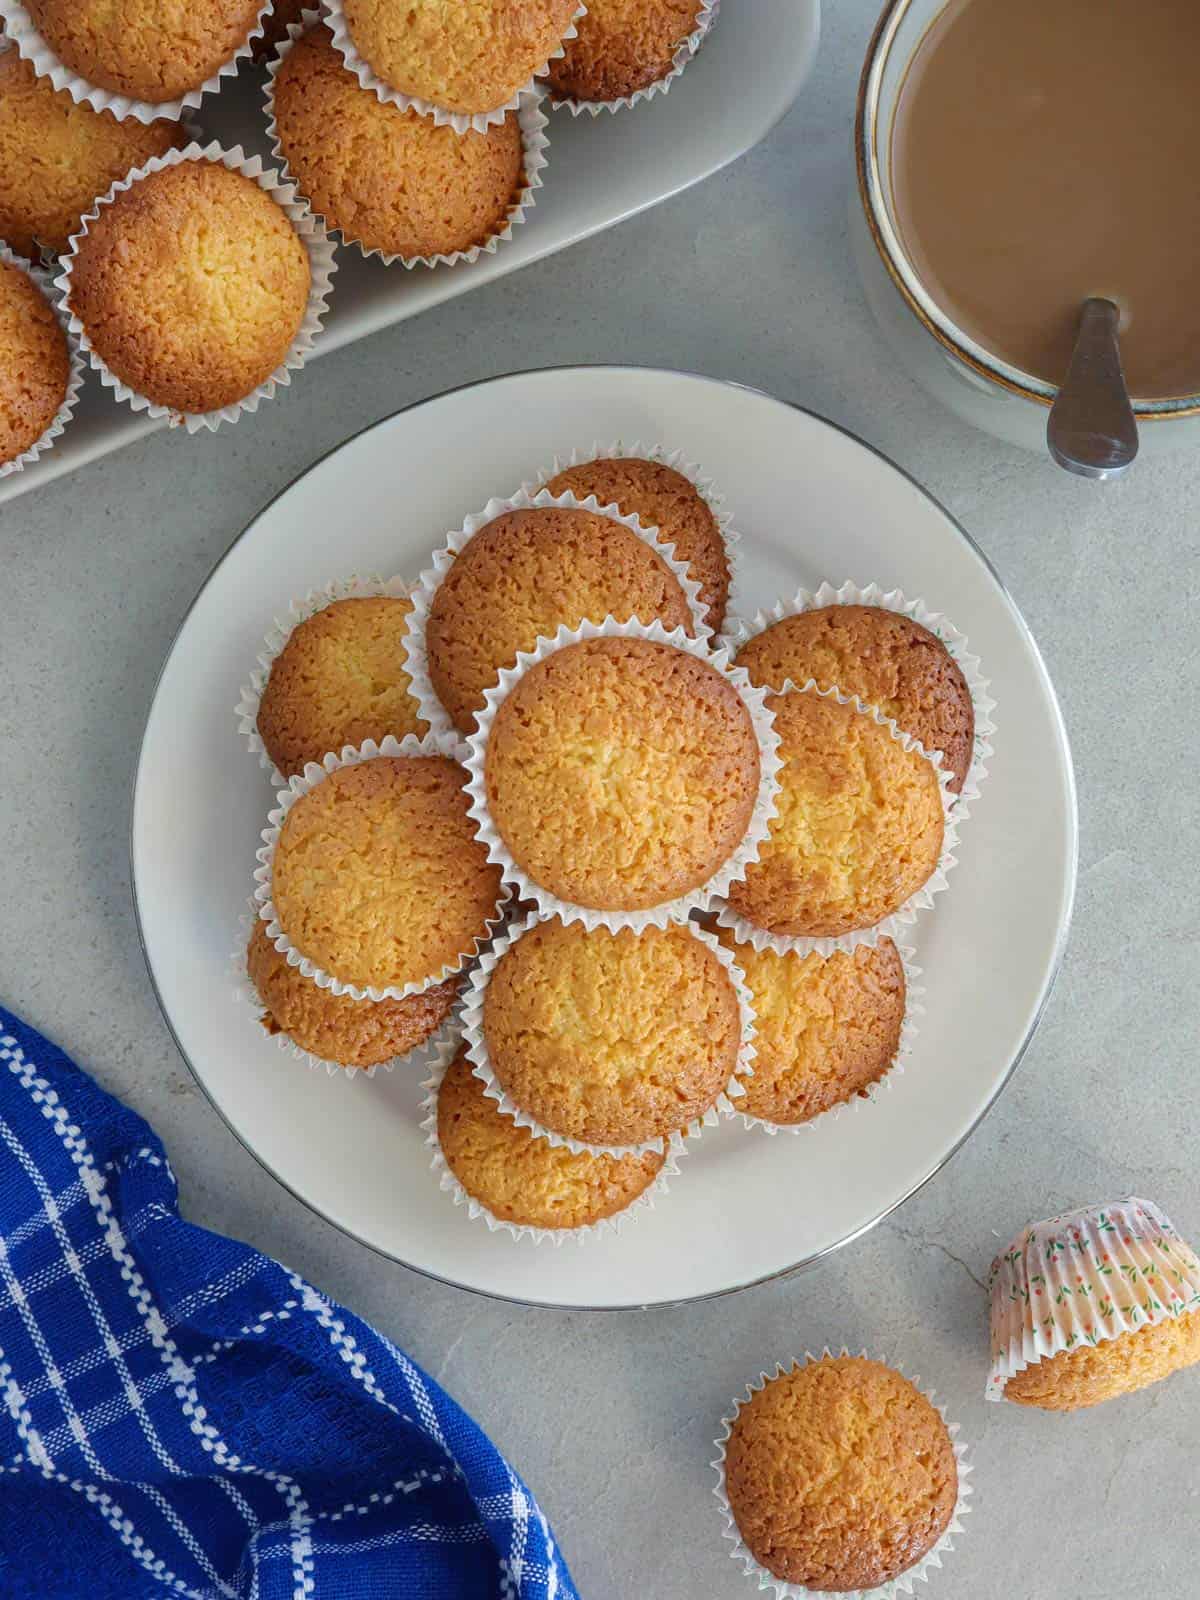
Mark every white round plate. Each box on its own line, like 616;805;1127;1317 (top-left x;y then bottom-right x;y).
133;366;1076;1310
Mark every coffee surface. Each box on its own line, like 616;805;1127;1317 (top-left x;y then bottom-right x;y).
890;0;1200;399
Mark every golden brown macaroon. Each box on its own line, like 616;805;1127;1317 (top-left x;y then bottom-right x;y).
24;0;265;104
544;0;703;102
437;1045;664;1229
0;52;186;255
483;919;741;1146
251;0;308;62
544;455;730;633
426;506;695;733
68;160;311;416
0;257;70;468
486;636;761;911
1004;1312;1200;1411
246;919;457;1067
724;1356;958;1592
725;689;943;939
737;606;976;794
343;0;580;114
716;927;905;1125
271;756;504;991
272;25;524;260
256;596;428;780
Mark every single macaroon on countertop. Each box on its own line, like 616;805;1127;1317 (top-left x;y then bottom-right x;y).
0;255;71;470
544;0;705;103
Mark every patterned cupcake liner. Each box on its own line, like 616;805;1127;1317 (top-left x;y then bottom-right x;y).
54;140;337;434
253;732;509;1002
462;616;783;932
725;581;996;808
264;13;552;269
420;1025;685;1246
460;908;756;1157
546;0;719;116
325;0;584;133
713;1348;973;1600
403;485;714;736
714;679;961;958
0;243;85;479
0;0;271;122
521;437;742;636
234;572;417;784
986;1198;1200;1402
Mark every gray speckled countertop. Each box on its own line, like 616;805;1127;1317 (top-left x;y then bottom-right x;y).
3;4;1199;1595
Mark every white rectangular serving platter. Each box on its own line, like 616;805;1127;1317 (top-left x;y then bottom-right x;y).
0;0;821;507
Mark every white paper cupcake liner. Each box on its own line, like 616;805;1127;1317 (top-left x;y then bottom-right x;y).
404;485;714;736
460;908;756;1157
234;573;417;784
715;679;961;958
714;1348;973;1600
547;0;718;116
986;1198;1200;1402
713;913;924;1137
521;437;742;635
726;582;996;809
264;14;552;269
326;0;583;133
420;1025;684;1245
54;140;337;434
463;617;783;932
0;0;270;122
0;243;85;479
253;731;509;1002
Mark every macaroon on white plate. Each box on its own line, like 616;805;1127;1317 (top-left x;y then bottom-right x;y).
132;364;1076;1309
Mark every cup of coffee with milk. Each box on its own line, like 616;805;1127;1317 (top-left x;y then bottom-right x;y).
854;0;1200;471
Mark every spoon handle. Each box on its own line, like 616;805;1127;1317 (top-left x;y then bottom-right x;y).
1046;298;1138;479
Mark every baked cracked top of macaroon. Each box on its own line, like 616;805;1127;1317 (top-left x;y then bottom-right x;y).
724;1356;958;1592
485;636;761;912
736;605;976;793
482;919;742;1146
725;689;943;939
544;455;730;633
68;160;311;416
25;0;266;104
342;0;580;114
246;919;458;1069
270;756;503;991
0;258;70;470
256;596;428;779
0;52;186;256
437;1046;664;1230
544;0;704;102
272;24;525;261
715;927;905;1125
425;506;695;733
1004;1311;1200;1412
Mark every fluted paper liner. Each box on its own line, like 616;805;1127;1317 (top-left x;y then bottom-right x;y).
0;244;84;478
253;732;508;1002
422;1024;684;1245
234;573;418;784
0;0;270;122
460;908;756;1157
986;1198;1200;1402
462;617;783;931
547;0;719;116
726;581;996;809
715;680;960;958
55;141;337;434
326;0;583;133
265;15;552;269
713;1348;973;1600
404;485;714;736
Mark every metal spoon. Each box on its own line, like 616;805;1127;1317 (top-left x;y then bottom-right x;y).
1046;297;1138;479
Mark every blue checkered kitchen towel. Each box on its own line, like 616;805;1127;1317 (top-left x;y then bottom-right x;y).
0;1006;580;1600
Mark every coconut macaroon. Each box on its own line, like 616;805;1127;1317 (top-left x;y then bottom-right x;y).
0;257;71;470
544;0;705;103
272;24;526;260
725;689;944;940
0;52;186;256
